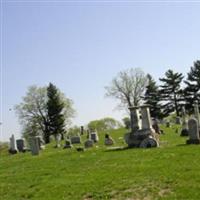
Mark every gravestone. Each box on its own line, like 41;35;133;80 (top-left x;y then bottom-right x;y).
70;136;81;144
90;132;99;142
194;101;200;128
104;134;114;145
139;137;158;148
129;106;141;131
30;137;40;155
84;139;94;148
124;105;159;148
63;139;73;149
35;136;45;150
176;117;181;125
80;126;84;135
55;134;61;148
8;134;18;154
16;139;26;152
181;106;189;136
186;118;200;144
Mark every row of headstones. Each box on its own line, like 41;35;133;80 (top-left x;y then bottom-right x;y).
9;134;45;155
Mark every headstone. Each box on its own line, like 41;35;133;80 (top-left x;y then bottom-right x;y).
140;105;153;130
181;106;189;136
90;132;99;142
104;134;114;145
35;136;45;150
129;106;141;132
139;137;158;148
70;136;81;144
16;139;26;152
8;134;18;154
80;126;84;135
55;134;61;148
187;118;200;144
194;101;200;128
84;139;94;148
175;117;181;125
30;137;40;155
63;139;73;149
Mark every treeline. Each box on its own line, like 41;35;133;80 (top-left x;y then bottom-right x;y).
105;60;200;119
144;60;200;118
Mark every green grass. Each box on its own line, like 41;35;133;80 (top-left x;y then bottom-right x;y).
0;125;199;200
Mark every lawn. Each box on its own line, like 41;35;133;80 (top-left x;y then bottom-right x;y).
0;125;199;200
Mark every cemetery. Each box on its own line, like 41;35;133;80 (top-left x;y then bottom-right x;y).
1;103;200;200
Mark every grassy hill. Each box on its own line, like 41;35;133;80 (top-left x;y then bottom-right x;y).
0;125;200;200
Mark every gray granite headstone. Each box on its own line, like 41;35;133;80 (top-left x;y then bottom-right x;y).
187;118;200;144
194;101;200;128
129;106;141;132
140;105;152;130
63;139;73;149
16;139;26;152
9;134;18;154
35;136;45;150
181;106;189;136
30;137;40;155
90;132;99;142
84;139;94;148
70;136;81;144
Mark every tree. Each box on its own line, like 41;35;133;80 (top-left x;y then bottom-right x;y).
143;74;163;119
184;60;200;113
122;117;131;129
47;83;66;139
105;68;148;111
15;84;75;143
159;69;184;117
87;117;121;132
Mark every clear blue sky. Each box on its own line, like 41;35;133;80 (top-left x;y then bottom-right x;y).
1;1;200;141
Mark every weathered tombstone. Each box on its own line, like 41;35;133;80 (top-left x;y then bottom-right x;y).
187;118;200;144
80;126;84;135
55;134;61;148
90;132;99;142
181;106;189;136
139;137;158;148
129;106;141;132
176;117;181;125
35;136;45;150
30;137;40;155
104;134;114;146
63;139;73;149
84;139;94;148
8;134;18;154
16;139;26;152
194;101;200;128
70;136;81;144
140;105;153;130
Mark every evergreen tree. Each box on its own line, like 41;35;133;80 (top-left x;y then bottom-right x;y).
159;69;184;117
47;83;66;137
144;74;163;119
184;60;200;113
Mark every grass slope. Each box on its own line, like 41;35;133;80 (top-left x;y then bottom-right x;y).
0;126;199;200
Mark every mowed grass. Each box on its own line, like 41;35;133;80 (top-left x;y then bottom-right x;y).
0;125;200;200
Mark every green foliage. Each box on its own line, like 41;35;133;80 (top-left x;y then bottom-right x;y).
67;125;81;137
47;83;66;137
144;74;163;119
184;60;200;113
159;69;184;117
87;117;121;132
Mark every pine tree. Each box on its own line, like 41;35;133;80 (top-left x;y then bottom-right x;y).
159;69;184;117
47;83;66;137
184;60;200;113
144;74;163;119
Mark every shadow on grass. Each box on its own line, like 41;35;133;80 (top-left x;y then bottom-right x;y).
104;146;130;152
